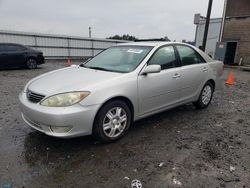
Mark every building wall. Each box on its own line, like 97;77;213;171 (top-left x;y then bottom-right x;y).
222;0;250;65
0;30;127;59
195;18;222;58
226;0;250;17
223;17;250;64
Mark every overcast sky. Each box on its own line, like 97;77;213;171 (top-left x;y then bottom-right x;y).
0;0;224;41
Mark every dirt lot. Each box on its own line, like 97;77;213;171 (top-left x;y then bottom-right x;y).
0;63;249;188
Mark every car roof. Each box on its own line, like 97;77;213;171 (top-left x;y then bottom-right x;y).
0;43;26;47
117;41;171;47
117;41;195;48
117;41;214;62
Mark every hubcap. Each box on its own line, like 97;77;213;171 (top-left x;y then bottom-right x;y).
27;59;37;69
202;85;212;105
103;107;127;138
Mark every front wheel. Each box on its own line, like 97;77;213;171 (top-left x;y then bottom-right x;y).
26;58;37;69
193;82;214;109
93;100;132;143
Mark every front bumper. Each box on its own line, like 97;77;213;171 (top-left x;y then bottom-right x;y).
19;92;100;138
37;54;45;65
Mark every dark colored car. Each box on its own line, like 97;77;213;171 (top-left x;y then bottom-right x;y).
0;43;45;69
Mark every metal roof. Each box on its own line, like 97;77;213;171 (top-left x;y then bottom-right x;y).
0;30;129;43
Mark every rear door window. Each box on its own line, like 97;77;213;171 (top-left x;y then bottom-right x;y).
176;45;205;66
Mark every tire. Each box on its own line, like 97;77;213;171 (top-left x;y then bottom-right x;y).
26;58;37;69
193;82;214;109
93;100;132;143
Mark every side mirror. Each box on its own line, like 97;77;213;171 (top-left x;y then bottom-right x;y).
141;65;161;75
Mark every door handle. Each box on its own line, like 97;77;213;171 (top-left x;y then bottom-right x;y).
202;67;208;72
173;73;181;79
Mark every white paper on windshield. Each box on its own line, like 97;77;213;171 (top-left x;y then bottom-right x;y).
127;49;143;54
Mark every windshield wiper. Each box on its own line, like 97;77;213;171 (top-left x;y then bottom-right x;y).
82;65;111;72
80;65;122;73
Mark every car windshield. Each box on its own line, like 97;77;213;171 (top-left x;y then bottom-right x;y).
81;46;153;73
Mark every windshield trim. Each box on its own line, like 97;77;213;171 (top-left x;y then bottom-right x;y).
80;45;153;73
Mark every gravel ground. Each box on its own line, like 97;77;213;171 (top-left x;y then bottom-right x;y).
0;63;249;188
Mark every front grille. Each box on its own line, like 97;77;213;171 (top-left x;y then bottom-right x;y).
27;89;45;103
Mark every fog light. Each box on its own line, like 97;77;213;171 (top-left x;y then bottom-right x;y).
50;126;72;133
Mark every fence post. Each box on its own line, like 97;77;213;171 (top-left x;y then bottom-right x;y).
67;38;70;59
34;35;37;49
91;39;94;57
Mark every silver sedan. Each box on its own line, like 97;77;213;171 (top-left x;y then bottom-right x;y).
19;42;224;142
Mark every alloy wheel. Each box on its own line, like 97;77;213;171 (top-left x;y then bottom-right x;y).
102;107;127;138
27;59;37;69
201;85;212;105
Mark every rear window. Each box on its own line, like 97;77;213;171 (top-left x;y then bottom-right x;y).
0;45;5;52
5;45;26;51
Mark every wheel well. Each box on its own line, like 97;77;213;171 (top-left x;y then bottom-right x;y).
207;79;215;90
26;56;37;61
97;96;134;121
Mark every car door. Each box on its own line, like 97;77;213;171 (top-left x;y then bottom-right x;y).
4;44;25;68
175;45;209;103
138;45;181;115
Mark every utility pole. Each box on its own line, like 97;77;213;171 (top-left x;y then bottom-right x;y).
202;0;213;52
89;27;92;38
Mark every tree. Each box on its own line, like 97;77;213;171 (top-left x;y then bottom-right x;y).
181;39;195;45
164;36;171;42
108;34;171;42
107;34;138;41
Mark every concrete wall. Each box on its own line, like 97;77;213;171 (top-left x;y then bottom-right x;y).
0;30;127;59
195;18;222;58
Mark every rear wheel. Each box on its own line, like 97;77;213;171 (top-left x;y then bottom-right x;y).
93;100;132;143
26;58;37;69
193;82;214;109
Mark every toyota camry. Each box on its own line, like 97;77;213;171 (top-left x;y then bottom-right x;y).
19;42;223;142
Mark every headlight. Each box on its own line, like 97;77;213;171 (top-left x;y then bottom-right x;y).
40;91;90;107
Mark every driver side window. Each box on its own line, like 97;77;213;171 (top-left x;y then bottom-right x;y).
148;46;177;70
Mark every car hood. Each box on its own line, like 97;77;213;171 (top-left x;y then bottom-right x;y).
27;66;122;96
